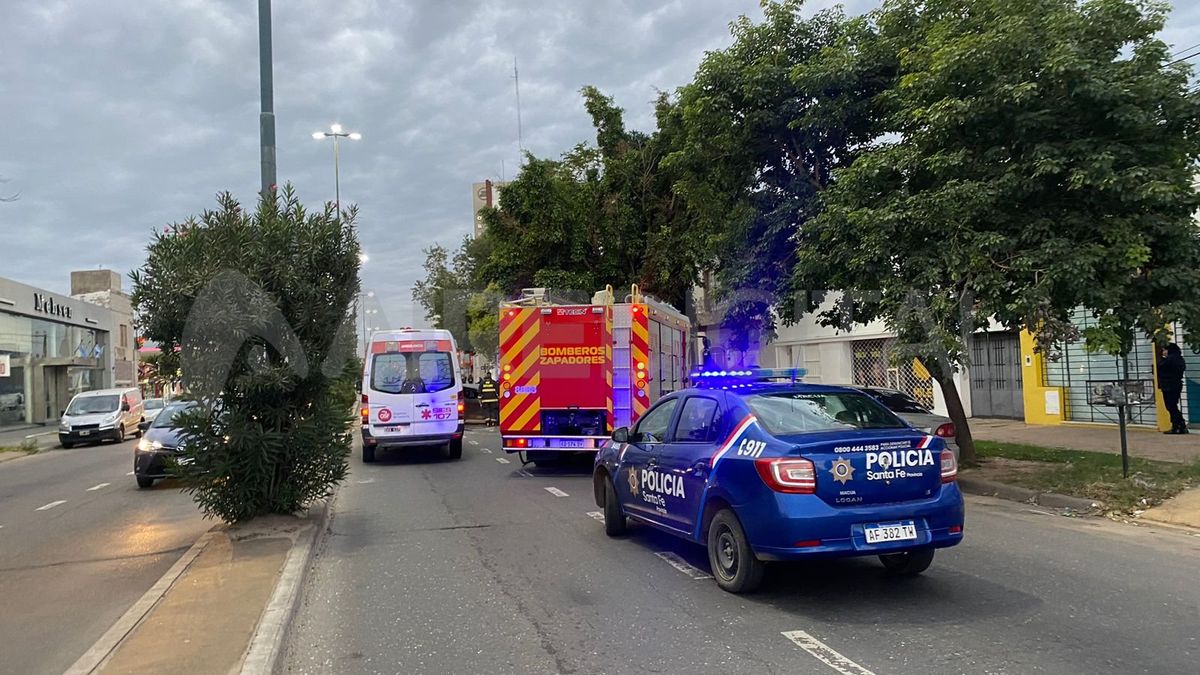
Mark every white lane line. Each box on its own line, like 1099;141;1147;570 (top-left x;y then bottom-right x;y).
480;448;492;454
86;483;111;492
126;471;134;476
468;439;479;445
36;500;68;511
544;487;569;497
782;630;876;675
586;511;605;522
496;457;511;464
653;551;713;580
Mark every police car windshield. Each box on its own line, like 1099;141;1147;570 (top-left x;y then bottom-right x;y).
746;391;907;435
372;352;455;394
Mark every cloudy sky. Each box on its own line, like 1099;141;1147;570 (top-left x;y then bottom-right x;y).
1;0;1197;330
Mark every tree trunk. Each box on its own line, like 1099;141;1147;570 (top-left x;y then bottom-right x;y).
932;369;977;466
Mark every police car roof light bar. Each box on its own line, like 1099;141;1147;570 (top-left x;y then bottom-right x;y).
688;367;808;388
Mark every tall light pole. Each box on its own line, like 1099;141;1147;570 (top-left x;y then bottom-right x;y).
258;0;276;198
312;124;361;218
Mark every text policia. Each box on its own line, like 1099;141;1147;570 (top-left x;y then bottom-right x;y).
539;345;605;365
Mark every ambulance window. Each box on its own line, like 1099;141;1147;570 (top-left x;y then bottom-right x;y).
370;351;456;394
635;398;678;444
672;397;719;443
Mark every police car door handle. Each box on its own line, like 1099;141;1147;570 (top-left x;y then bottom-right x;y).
647;457;659;467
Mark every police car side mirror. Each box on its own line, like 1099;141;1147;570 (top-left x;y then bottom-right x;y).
611;427;630;444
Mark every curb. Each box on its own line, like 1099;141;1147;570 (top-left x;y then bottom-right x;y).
957;476;1102;513
64;530;220;675
237;489;339;675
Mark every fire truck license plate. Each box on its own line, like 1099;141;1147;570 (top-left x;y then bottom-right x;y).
864;522;917;544
553;439;588;449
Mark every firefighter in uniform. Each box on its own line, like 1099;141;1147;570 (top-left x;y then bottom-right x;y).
480;373;499;426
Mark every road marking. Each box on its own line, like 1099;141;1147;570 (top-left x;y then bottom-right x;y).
468;439;479;445
653;551;713;580
126;471;134;476
480;448;492;453
544;487;569;497
782;630;876;675
586;511;605;522
36;500;67;511
86;483;110;491
496;457;511;464
517;469;533;478
356;478;376;484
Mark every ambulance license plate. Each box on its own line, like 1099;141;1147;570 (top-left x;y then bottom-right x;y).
864;522;917;544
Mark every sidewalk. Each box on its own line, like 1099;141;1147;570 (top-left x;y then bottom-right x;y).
0;423;60;452
970;418;1199;464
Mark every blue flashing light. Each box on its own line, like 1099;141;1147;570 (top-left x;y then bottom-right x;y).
690;367;809;389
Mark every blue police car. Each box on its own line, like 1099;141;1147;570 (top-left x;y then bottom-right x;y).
592;369;964;593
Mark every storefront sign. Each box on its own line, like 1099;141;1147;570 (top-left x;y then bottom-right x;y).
0;354;9;377
33;293;72;320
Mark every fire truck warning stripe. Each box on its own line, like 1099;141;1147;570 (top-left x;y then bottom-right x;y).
506;325;540;372
501;309;537;351
504;373;541;431
508;344;541;386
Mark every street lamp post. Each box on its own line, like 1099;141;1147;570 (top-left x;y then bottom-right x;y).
312;123;361;218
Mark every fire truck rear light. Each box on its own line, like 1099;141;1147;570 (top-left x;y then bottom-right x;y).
503;373;511;381
503;364;512;371
755;458;816;493
516;438;528;447
940;450;958;483
636;362;645;371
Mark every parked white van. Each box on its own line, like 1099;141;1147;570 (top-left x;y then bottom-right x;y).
360;329;464;462
58;387;145;448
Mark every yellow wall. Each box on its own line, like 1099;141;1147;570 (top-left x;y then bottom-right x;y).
1019;330;1065;425
1151;342;1172;432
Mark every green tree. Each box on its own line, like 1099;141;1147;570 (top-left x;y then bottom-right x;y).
795;0;1200;463
131;187;360;522
665;0;893;344
411;238;475;349
466;283;504;365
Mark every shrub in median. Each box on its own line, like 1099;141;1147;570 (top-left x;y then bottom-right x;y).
132;188;360;523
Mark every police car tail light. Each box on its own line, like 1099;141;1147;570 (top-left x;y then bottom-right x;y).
935;422;956;438
755;458;816;494
940;450;958;483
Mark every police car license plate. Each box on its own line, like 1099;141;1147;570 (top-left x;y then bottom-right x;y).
864;522;917;544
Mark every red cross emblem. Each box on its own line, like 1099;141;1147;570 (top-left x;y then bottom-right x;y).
421;409;432;420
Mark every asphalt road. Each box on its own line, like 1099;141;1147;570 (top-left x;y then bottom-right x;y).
0;436;210;675
284;426;1200;675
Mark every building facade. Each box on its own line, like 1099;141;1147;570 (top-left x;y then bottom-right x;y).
0;272;129;429
472;180;507;238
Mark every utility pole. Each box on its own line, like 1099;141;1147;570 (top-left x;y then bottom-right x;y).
258;0;277;199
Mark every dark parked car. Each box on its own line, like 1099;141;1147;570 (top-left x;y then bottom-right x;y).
847;386;960;459
461;383;485;423
133;400;197;488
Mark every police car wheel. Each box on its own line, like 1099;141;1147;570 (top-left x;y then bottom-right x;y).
707;510;765;593
602;475;627;536
879;548;935;576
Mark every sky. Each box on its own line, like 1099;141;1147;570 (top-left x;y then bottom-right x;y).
1;0;1197;331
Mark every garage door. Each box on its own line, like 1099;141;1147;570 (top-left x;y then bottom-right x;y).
969;332;1024;419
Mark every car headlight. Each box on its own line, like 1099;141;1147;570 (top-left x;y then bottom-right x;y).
59;420;70;431
136;439;163;453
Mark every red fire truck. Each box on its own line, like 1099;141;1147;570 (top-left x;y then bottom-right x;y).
497;286;691;460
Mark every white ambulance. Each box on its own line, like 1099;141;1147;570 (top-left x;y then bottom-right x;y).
360;328;465;462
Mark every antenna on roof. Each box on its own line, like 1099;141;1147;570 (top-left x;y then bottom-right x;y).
513;57;524;163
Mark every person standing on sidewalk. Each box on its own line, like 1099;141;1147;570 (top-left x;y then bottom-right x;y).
480;373;499;426
1158;343;1187;434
